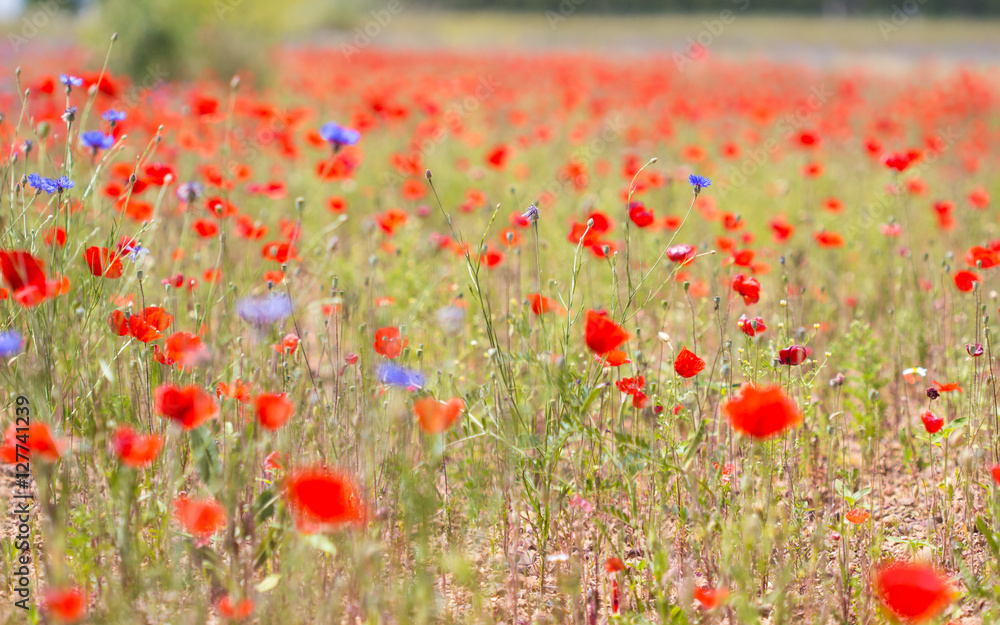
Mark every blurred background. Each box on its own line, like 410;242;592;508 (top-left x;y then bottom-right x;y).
2;0;999;83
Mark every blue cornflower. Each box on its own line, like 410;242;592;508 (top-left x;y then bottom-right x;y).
0;331;22;357
521;203;539;224
237;293;293;325
27;172;57;194
53;176;74;193
688;174;712;194
176;181;204;203
376;363;425;389
319;122;361;148
122;241;149;263
62;106;77;123
102;109;127;123
60;74;83;88
80;130;115;152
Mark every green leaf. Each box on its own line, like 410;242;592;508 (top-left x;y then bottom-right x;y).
977;516;1000;561
253;488;278;524
305;533;337;555
255;574;281;593
580;383;605;417
681;416;705;469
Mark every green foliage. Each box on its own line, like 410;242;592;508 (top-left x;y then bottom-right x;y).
89;0;311;81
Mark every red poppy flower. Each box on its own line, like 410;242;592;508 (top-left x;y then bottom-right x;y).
666;244;696;265
264;451;285;473
376;208;409;235
400;178;426;201
882;151;916;172
216;595;254;621
155;384;218;430
42;586;87;623
261;241;301;263
966;246;999;269
480;247;505;268
814;231;844;248
731;274;761;305
44;227;67;247
730;249;754;266
674;347;705;378
255;393;294;430
567;222;601;246
991;465;1000;485
285;467;367;531
600;349;631;367
0;250;69;307
628;202;655;227
144;162;176;185
768;216;794;242
584;310;629;355
498;227;521;247
373;326;408;359
193;219;219;238
527;293;565;315
931;380;962;393
217;379;251;403
845;508;870;524
327;196;347;213
605;556;626;573
83;246;124;279
486;144;510;169
778;345;808;366
693;586;729;610
875;562;953;623
111;427;162;467
236;215;268;239
954;270;979;292
616;376;645;395
968;186;990;209
1;423;64;463
414;397;465;433
920;410;944;434
590;241;617;258
109;306;173;342
162;332;209;367
723;384;802;440
738;314;767;337
272;332;300;354
173;495;226;545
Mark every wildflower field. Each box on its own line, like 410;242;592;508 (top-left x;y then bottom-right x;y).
2;29;1000;625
